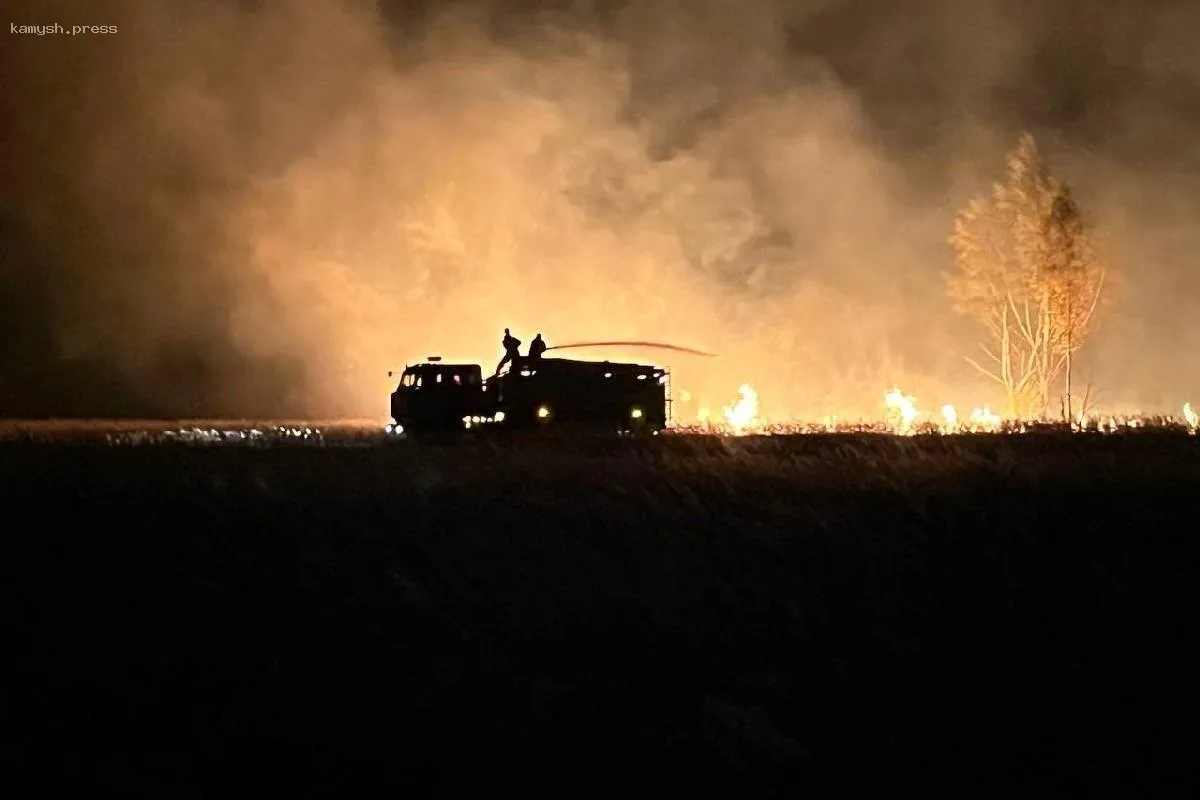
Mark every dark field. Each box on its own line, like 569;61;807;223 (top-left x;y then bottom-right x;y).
4;428;1199;795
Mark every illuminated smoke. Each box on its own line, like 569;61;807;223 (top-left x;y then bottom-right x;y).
6;0;1200;418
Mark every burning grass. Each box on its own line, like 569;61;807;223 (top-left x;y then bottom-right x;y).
698;382;1199;437
4;432;1198;793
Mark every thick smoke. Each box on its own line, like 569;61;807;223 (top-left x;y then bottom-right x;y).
2;0;1198;418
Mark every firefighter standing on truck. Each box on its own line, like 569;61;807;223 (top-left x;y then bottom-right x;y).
528;333;546;360
496;328;522;375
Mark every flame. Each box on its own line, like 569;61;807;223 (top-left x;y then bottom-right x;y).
883;386;919;434
671;382;1191;438
969;406;1001;432
723;384;759;434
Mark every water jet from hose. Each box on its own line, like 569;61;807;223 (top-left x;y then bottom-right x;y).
543;341;717;357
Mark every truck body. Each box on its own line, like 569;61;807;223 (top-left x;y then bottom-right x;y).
389;355;669;435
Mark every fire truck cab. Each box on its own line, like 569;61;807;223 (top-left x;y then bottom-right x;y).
389;357;489;432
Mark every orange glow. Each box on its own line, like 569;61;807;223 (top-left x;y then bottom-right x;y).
40;1;1196;422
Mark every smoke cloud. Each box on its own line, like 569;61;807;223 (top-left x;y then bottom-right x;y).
3;0;1198;418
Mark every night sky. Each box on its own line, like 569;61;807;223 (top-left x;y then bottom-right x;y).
3;0;1198;418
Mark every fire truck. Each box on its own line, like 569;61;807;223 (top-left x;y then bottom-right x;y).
389;354;670;436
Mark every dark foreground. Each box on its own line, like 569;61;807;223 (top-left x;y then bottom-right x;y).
3;432;1199;794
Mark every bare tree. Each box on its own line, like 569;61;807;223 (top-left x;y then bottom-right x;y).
948;133;1109;418
1037;186;1106;420
1071;366;1103;424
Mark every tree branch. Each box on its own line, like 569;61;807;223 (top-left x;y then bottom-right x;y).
978;342;1003;366
964;356;1006;386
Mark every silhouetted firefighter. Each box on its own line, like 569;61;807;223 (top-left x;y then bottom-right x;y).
496;328;522;375
528;333;546;360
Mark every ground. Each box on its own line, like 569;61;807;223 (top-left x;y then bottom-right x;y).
3;429;1197;795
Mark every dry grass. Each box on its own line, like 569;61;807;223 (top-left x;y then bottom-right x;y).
3;432;1198;794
